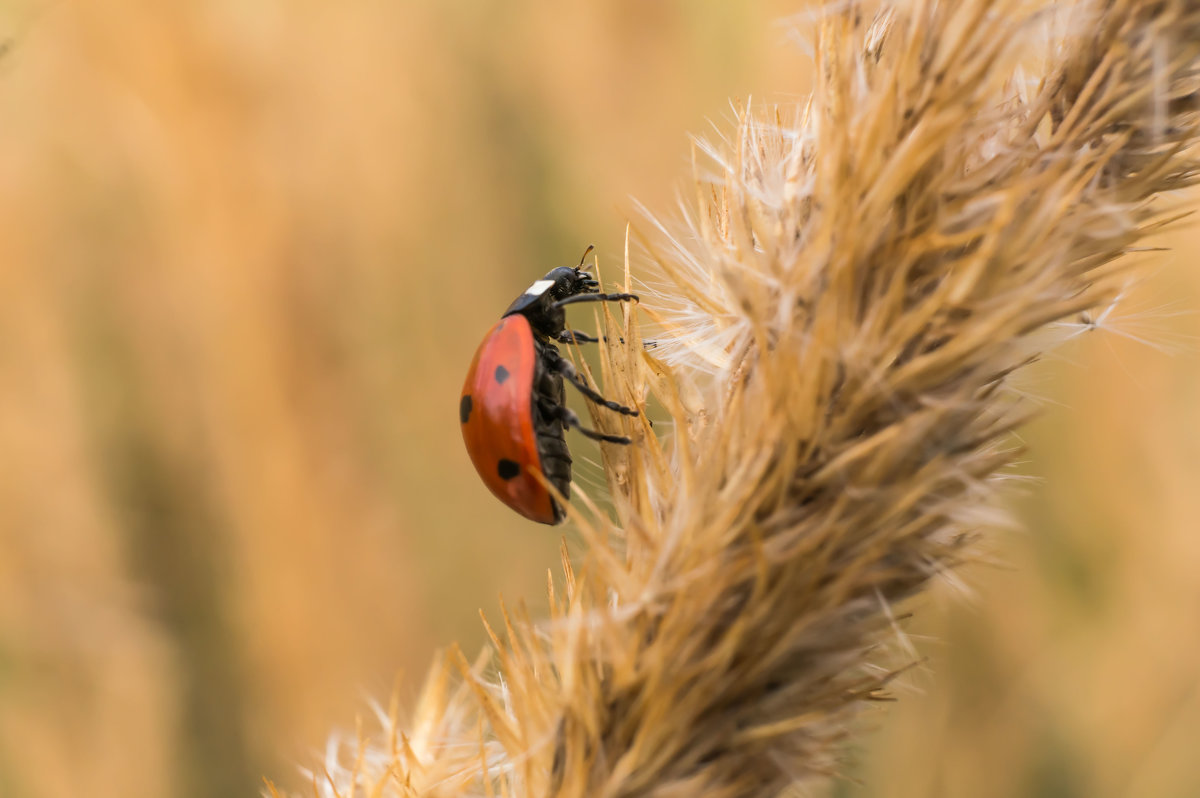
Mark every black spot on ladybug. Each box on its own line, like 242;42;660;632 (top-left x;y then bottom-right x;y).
497;459;520;480
495;365;510;384
460;394;473;424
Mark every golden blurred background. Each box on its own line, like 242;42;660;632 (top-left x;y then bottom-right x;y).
0;2;1196;797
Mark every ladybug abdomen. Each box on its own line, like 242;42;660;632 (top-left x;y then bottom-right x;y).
530;342;570;502
460;315;562;524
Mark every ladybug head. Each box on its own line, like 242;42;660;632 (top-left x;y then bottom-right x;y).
540;265;600;300
502;247;604;336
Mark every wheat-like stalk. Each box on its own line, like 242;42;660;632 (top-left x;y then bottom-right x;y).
275;0;1200;795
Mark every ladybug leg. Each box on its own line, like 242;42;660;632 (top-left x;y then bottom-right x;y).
545;353;639;417
552;292;639;310
556;330;602;344
554;405;632;445
558;330;639;347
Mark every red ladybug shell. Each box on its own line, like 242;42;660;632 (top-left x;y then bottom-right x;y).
460;315;559;524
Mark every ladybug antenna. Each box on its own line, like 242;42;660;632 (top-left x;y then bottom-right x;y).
577;244;595;272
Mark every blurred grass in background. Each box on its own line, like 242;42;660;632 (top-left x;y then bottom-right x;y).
0;2;1196;797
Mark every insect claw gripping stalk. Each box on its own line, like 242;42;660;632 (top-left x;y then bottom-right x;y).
292;1;1200;796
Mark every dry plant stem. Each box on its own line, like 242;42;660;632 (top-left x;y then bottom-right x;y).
288;1;1200;796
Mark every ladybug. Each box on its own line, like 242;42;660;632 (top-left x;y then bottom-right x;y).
460;247;639;524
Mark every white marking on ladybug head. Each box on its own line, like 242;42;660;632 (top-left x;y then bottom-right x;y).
526;279;555;297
